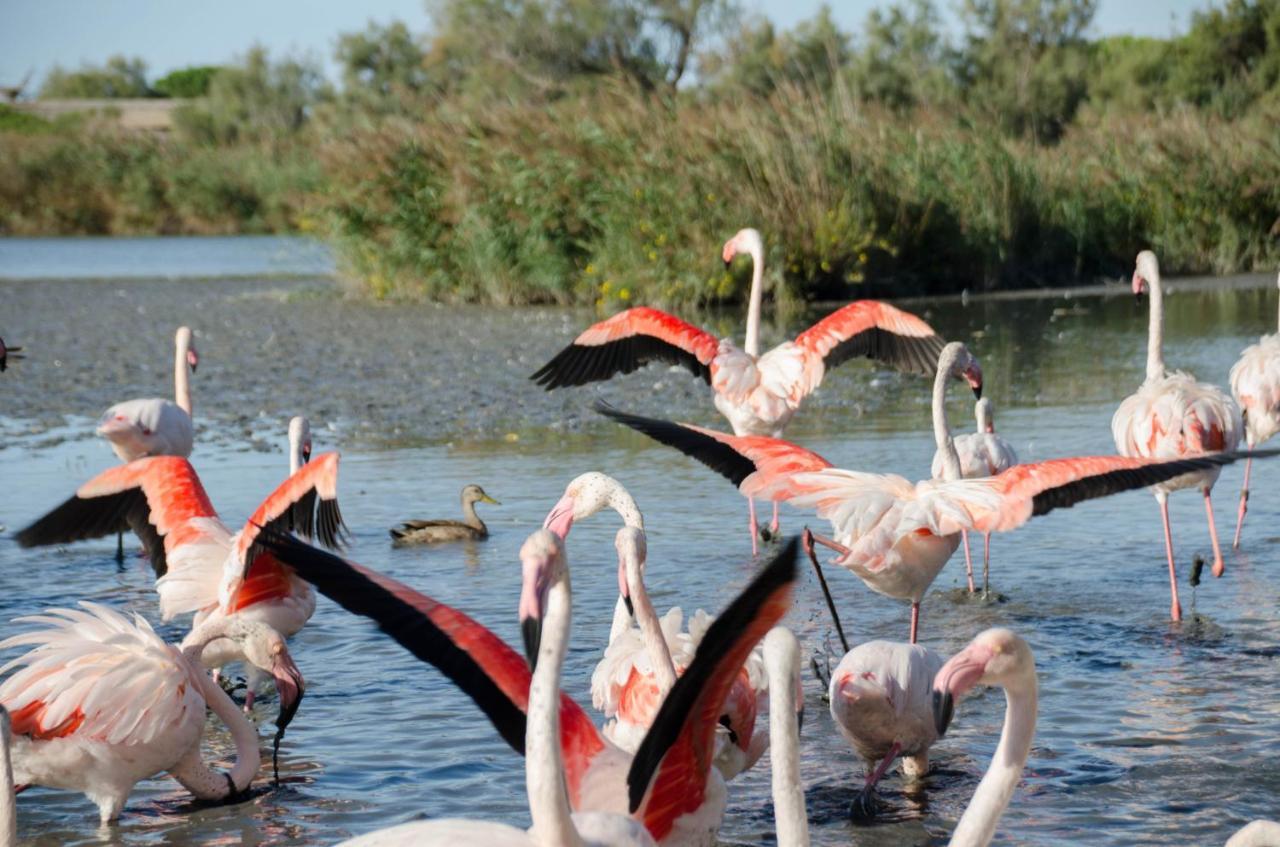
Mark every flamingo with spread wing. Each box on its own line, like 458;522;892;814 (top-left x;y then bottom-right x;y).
0;337;23;372
532;228;948;553
1229;271;1280;548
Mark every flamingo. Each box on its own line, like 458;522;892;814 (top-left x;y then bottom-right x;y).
932;397;1019;595
0;337;23;372
532;228;949;554
254;529;797;846
15;443;345;708
760;626;808;846
97;325;199;463
0;708;12;846
333;530;657;847
1229;272;1280;548
0;601;303;825
1227;821;1280;846
1113;250;1242;621
544;474;765;779
931;628;1037;847
598;380;1267;643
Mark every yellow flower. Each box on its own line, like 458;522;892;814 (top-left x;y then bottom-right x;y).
601;280;613;294
619;288;631;301
655;233;667;246
648;250;657;262
585;263;596;275
858;252;868;264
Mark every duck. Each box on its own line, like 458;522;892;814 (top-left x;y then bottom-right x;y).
391;484;500;544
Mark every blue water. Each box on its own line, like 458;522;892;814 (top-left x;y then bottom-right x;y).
1;245;1278;845
0;235;334;280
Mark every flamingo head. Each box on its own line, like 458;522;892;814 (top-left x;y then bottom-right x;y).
722;228;763;268
940;341;983;399
1133;250;1159;298
288;416;313;466
932;627;1033;737
239;623;306;733
614;526;647;619
542;471;642;539
518;529;566;670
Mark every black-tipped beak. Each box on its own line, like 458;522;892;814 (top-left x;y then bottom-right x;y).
723;258;732;269
623;594;635;619
972;382;983;400
272;653;306;735
797;705;806;733
522;616;542;671
932;689;954;737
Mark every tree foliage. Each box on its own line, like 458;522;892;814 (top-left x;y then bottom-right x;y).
153;66;222;98
40;55;154;99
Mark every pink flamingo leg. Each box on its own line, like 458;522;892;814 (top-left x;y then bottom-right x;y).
865;741;903;790
1204;489;1225;578
909;602;920;644
243;688;256;713
1158;497;1182;622
1232;455;1252;550
960;529;975;594
808;531;852;557
748;497;759;557
769;500;780;534
982;532;992;595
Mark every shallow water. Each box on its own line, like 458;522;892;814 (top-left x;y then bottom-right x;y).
1;250;1279;846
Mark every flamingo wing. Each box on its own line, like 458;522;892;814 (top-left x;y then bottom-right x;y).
14;456;225;577
0;602;202;747
531;307;719;389
254;530;605;771
627;538;797;839
595;402;831;501
793;300;946;392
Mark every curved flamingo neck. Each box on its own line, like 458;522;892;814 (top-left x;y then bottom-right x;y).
743;239;765;357
766;633;808;847
170;667;262;798
174;332;192;416
949;679;1037;847
624;548;677;694
288;429;303;476
1145;272;1166;382
526;557;586;847
0;710;15;847
933;355;963;480
975;402;991;434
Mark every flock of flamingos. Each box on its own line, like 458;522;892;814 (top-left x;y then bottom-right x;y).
1;231;1279;847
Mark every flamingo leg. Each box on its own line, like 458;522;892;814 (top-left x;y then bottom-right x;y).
865;741;903;790
769;500;780;534
1232;455;1252;549
243;688;256;713
802;528;850;654
909;602;920;644
1204;489;1225;578
748;497;759;557
982;533;992;596
115;530;124;564
808;531;852;558
851;741;902;820
1158;497;1182;622
961;529;975;594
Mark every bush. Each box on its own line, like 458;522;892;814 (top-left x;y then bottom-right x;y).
153;66;222;98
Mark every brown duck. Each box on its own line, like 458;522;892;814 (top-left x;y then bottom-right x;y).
390;485;500;544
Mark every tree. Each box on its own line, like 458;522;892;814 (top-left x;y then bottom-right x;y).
848;0;953;109
153;66;222;98
705;6;851;96
336;20;433;110
1168;0;1280;116
41;55;153;99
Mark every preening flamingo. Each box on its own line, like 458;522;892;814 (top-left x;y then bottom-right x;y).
1229;272;1280;548
334;530;658;847
932;397;1019;595
1113;251;1242;621
97;325;199;463
931;628;1037;847
0;602;303;824
391;484;501;544
599;387;1268;643
544;474;765;779
0;337;23;372
532;228;948;553
255;529;797;846
15;444;345;708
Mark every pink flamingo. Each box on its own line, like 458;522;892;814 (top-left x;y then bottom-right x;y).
255;529;797;846
1113;251;1242;621
932;397;1019;595
1229;272;1280;548
98;325;199;463
599;352;1264;643
931;628;1037;847
532;228;948;553
16;436;344;709
1227;821;1280;846
543;474;766;781
0;337;23;372
0;602;302;824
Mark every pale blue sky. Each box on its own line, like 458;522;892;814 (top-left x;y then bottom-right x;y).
0;0;1210;89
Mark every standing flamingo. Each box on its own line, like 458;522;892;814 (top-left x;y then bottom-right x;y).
15;443;344;707
598;380;1266;643
0;602;303;824
931;628;1037;847
0;337;23;372
1229;272;1280;548
544;474;765;779
932;397;1019;595
255;529;797;846
334;530;658;847
1113;251;1242;621
532;229;949;553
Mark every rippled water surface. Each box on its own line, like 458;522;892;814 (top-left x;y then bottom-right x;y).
2;246;1279;845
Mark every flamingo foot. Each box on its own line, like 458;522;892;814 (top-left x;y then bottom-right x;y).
1203;490;1225;578
849;787;880;822
1171;600;1183;623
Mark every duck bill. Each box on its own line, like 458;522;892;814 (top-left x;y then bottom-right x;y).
480;494;501;505
542;494;575;539
272;651;306;734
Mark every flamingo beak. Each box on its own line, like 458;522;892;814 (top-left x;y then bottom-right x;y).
722;240;736;268
965;363;984;399
187;348;199;374
301;442;312;464
521;617;542;671
618;559;634;619
1132;271;1148;300
931;643;993;737
519;565;551;670
271;650;306;734
543;494;576;539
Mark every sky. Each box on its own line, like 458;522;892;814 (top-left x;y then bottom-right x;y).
0;0;1211;91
